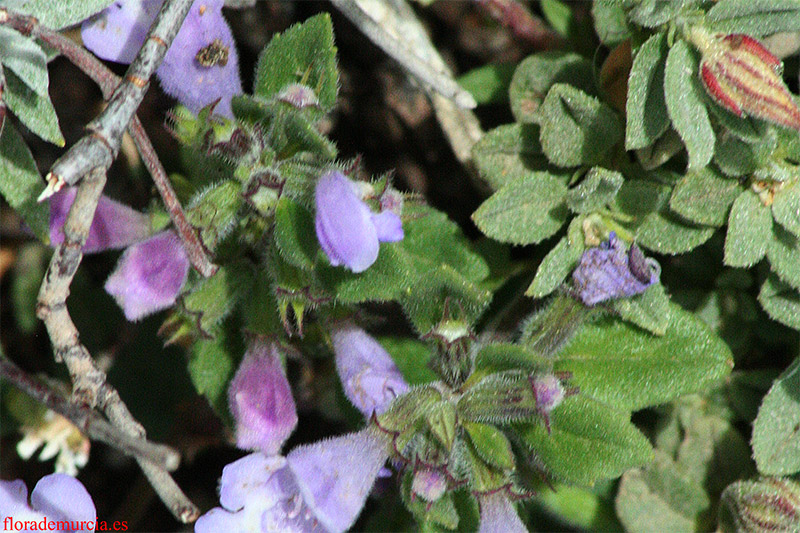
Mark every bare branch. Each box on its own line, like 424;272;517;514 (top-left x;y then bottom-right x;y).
0;353;180;471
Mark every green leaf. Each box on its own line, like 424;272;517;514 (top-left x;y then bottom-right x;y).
537;481;623;532
472;342;550;374
669;167;742;226
758;275;800;330
535;84;622;168
772;181;800;238
628;0;683;28
591;0;632;46
187;322;243;417
274;197;317;270
471;123;551;190
707;0;800;37
458;63;515;106
463;422;515;471
526;217;585;298
472;172;568;245
515;395;653;486
566;167;624;214
636;210;715;255
379;337;437;385
664;40;714;170
714;132;761;176
541;0;572;36
724;191;771;267
609;283;671;336
766;224;800;291
509;52;594;124
752;358;800;475
0;26;48;96
253;13;338;112
181;263;252;337
0;123;48;241
615;450;711;533
3;70;64;146
626;32;670;150
11;0;115;29
554;303;733;412
11;243;47;333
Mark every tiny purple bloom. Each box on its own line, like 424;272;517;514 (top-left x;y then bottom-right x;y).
315;171;404;273
571;232;660;306
531;374;565;414
81;0;242;117
104;230;190;321
331;324;410;417
477;493;527;533
1;474;96;530
228;340;298;455
287;429;390;533
411;468;447;502
49;187;151;253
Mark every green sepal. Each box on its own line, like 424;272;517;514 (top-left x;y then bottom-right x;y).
515;395;654;486
274;197;318;270
253;13;339;113
509;52;594;124
463;421;515;471
186;180;242;252
724;190;771;267
426;401;458;452
472;343;549;375
626;32;669;150
180;262;253;337
457;371;538;425
554;303;733;412
377;386;444;434
472;172;569;245
461;436;509;493
534;83;622;168
670;167;742;226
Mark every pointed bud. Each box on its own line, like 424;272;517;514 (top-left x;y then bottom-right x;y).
331;324;410;417
104;230;190;321
720;477;800;533
412;468;447;502
228;340;298;455
49;188;150;253
689;27;800;130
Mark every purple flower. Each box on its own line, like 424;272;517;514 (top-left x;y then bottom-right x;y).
1;474;96;530
571;232;660;306
104;230;190;321
531;373;569;434
228;340;298;455
195;429;389;533
477;493;527;533
331;324;409;417
315;171;404;273
411;469;447;502
81;0;242;117
49;187;151;253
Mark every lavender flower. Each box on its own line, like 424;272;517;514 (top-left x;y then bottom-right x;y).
477;493;527;533
104;230;190;321
315;171;404;273
571;232;660;306
81;0;242;117
331;324;409;417
411;468;447;502
195;429;390;533
228;340;298;455
49;187;150;253
1;474;96;529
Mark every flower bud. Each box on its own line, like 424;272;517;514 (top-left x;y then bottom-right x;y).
104;230;190;321
276;83;319;109
228;340;298;455
689;27;800;130
411;468;447;502
719;477;800;533
332;324;409;417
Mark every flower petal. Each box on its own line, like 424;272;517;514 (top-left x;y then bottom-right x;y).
228;341;298;455
80;0;160;64
287;429;389;533
332;324;409;417
156;0;242;117
315;171;379;273
49;188;151;253
104;230;189;321
30;473;96;524
0;479;41;521
370;210;404;243
478;493;527;533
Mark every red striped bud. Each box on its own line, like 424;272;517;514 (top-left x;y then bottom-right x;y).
688;27;800;130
